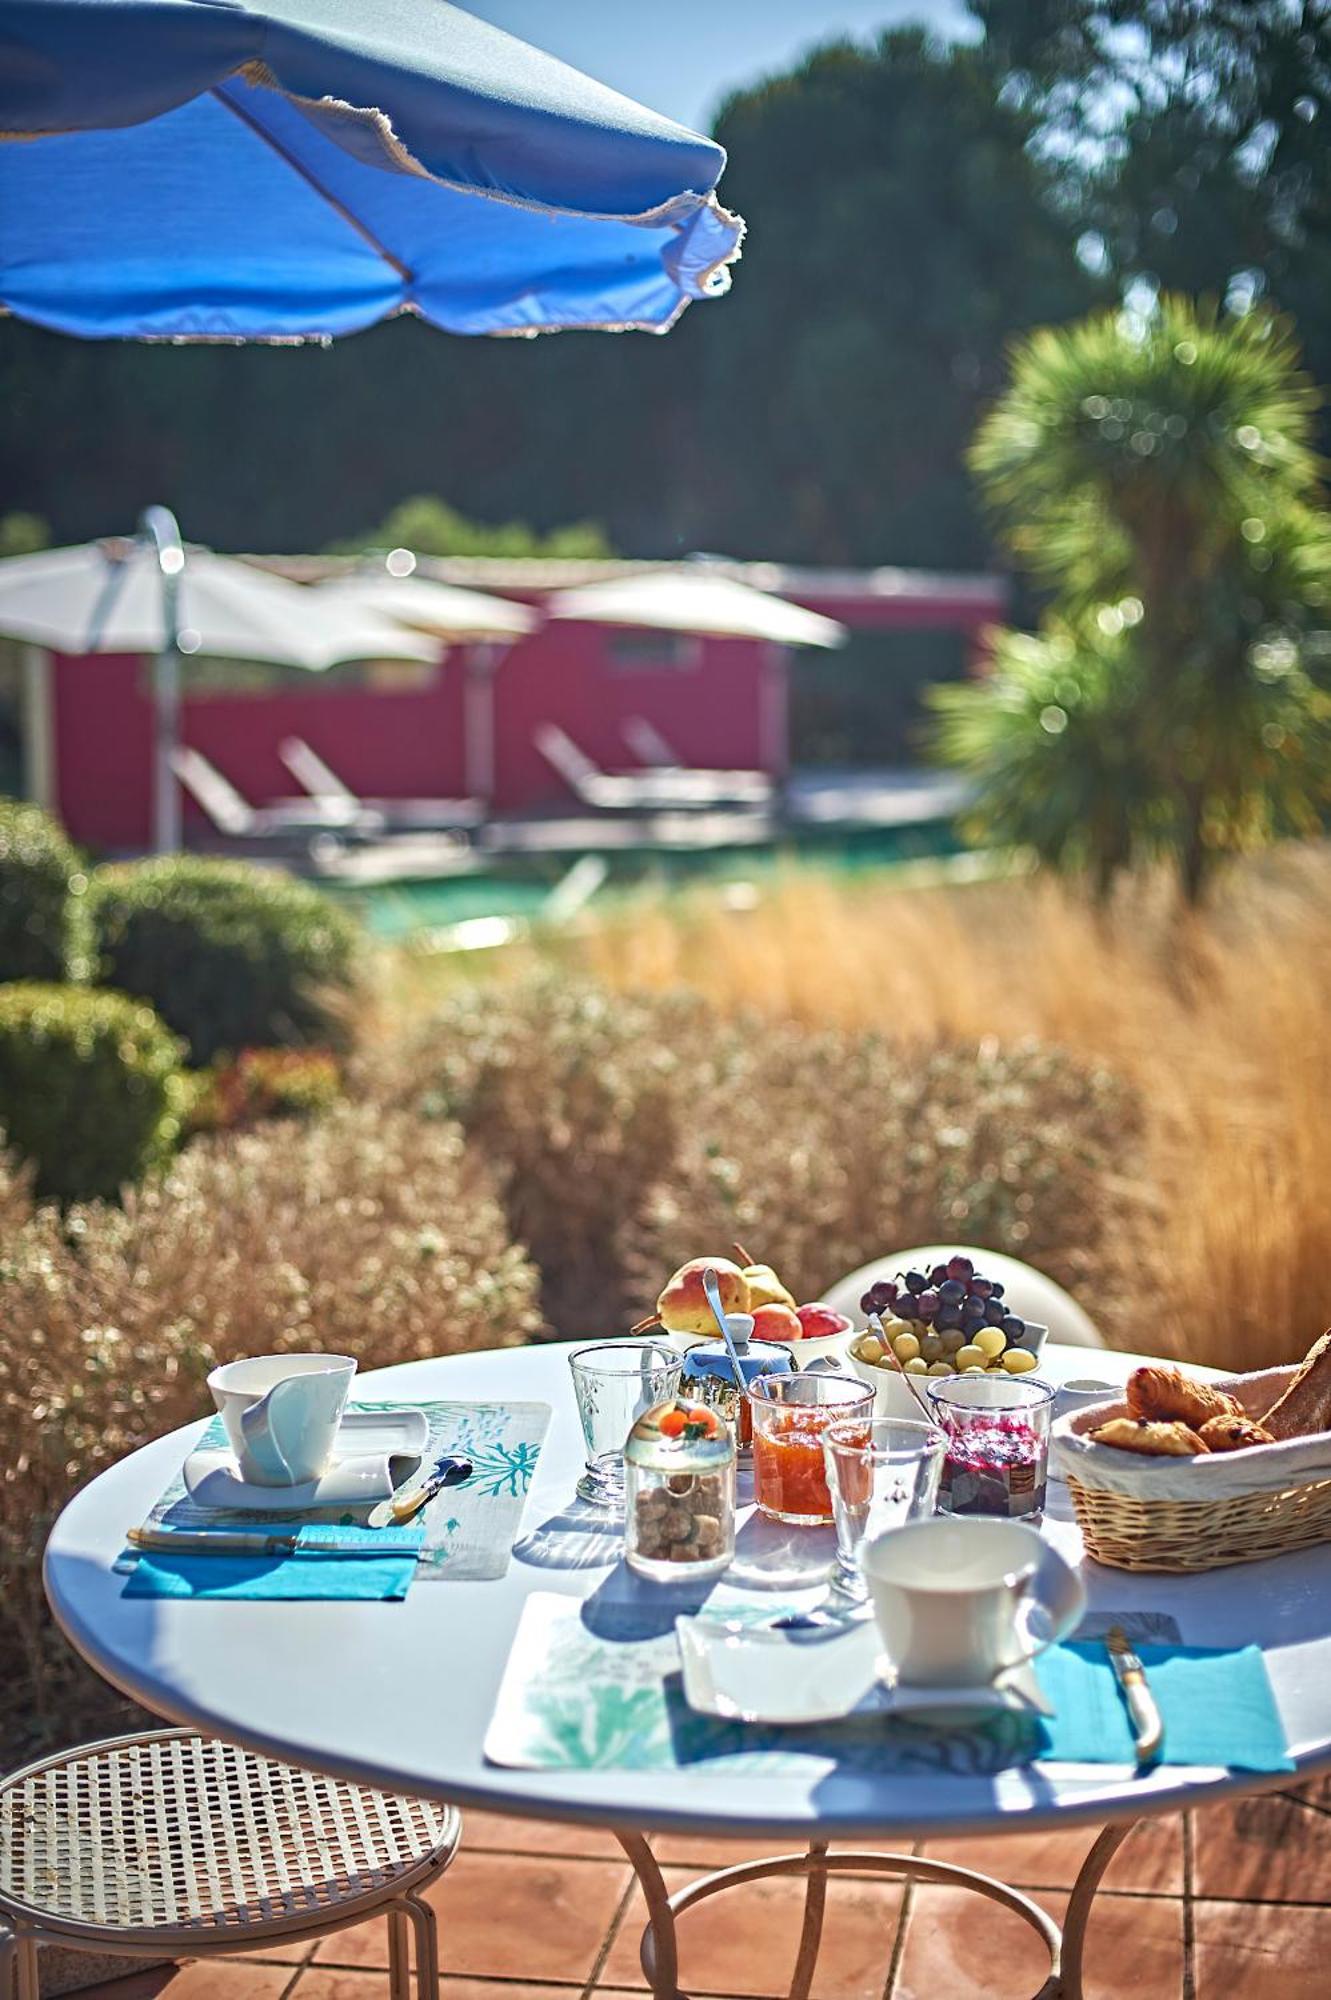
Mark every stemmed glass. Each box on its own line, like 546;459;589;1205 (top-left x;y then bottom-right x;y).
822;1416;946;1598
568;1341;682;1511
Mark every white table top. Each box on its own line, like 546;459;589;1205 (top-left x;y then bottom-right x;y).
44;1340;1331;1841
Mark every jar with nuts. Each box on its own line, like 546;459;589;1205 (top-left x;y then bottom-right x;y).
624;1398;736;1582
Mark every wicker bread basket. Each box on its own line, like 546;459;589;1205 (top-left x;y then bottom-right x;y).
1053;1364;1331;1572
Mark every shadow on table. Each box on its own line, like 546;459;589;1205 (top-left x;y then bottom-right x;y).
512;1501;622;1572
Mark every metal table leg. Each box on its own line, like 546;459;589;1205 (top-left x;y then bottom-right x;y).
615;1819;1145;2000
1058;1821;1141;1999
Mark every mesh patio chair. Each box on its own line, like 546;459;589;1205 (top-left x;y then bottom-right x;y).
0;1729;460;2000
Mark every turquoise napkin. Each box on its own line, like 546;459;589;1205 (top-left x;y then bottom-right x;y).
1033;1642;1293;1773
122;1524;424;1601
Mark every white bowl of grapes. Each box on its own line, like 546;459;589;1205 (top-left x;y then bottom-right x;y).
843;1255;1047;1416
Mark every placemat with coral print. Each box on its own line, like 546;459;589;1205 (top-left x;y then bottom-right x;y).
126;1400;550;1582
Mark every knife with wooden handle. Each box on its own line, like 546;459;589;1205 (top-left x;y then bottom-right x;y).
1106;1624;1164;1765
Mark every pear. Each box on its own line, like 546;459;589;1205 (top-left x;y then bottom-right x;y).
731;1242;796;1313
631;1256;749;1337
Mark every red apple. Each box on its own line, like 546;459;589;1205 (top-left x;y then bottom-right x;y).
750;1302;803;1343
795;1302;854;1341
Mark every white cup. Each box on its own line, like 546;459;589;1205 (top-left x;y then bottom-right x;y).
1053;1378;1119;1420
860;1516;1059;1687
208;1354;356;1487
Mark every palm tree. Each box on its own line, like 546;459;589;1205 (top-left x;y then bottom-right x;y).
933;297;1331;901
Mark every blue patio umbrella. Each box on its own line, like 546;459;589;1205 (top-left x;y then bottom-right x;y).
0;0;744;339
0;0;745;849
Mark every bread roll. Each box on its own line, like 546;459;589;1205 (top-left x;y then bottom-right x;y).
1196;1414;1275;1453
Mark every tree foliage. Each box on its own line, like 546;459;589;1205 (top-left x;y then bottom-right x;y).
0;31;1096;571
978;3;1331;377
934;297;1331;900
329;494;610;561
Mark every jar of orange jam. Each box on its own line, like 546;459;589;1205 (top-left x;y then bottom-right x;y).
747;1374;874;1525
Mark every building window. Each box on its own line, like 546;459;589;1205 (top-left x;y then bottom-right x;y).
606;632;697;672
140;657;441;699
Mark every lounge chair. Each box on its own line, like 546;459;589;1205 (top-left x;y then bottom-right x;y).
620;716;773;804
169;746;383;844
534;722;771;812
280;736;484;832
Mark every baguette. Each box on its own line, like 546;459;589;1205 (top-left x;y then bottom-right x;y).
1261;1330;1331;1441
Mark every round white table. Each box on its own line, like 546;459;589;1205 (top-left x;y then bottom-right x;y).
45;1340;1331;2000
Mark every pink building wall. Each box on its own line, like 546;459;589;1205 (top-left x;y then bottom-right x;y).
50;625;779;851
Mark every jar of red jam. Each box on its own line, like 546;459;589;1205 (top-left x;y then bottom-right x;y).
928;1375;1055;1521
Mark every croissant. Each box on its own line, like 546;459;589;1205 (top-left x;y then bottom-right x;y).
1089;1417;1210;1457
1126;1365;1240;1431
1196;1414;1275;1453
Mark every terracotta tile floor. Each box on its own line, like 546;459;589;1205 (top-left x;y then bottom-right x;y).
65;1778;1331;2000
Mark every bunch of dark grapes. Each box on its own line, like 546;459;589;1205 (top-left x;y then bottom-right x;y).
860;1254;1027;1362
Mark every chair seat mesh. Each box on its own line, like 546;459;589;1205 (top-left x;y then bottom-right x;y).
0;1731;458;1936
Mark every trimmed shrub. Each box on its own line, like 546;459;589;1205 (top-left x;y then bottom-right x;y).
0;984;185;1201
91;857;361;1065
378;977;714;1335
630;1030;1142;1309
0;1137;35;1234
0;799;90;982
0;1102;542;1756
381;976;1141;1336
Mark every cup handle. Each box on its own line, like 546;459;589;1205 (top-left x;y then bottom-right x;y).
239;1380;298;1485
996;1572;1047;1675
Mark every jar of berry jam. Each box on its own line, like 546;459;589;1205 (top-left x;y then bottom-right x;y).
928;1374;1054;1521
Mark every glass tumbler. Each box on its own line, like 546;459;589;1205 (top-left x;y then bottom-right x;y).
822;1416;946;1597
569;1341;682;1511
746;1372;874;1526
928;1372;1055;1521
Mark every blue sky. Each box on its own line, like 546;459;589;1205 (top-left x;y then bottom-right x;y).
466;3;979;136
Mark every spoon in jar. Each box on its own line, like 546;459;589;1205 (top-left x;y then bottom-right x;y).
703;1264;749;1393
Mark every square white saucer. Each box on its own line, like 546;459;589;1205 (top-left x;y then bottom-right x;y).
182;1407;429;1513
675;1614;1052;1727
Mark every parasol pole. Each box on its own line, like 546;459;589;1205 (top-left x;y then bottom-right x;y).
139;504;184;854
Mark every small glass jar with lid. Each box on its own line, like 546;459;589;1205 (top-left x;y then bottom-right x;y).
624;1397;736;1582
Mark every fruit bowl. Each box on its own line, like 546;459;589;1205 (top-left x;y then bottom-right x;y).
660;1325;855;1368
843;1340;936;1418
656;1307;857;1369
843;1327;1050;1417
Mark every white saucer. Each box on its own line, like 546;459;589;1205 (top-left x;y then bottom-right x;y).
676;1532;1085;1729
183;1407;429;1513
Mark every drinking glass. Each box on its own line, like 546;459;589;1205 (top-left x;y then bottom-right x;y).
822;1416;946;1597
927;1373;1055;1522
568;1342;682;1511
746;1372;874;1525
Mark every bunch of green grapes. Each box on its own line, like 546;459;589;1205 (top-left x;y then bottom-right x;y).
852;1256;1041;1379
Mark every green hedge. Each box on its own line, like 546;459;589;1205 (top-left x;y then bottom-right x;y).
91;858;361;1065
0;984;185;1201
0;800;90;982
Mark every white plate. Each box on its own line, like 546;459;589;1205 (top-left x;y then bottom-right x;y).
675;1614;1055;1726
183;1407;429;1513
